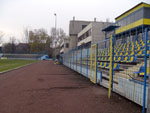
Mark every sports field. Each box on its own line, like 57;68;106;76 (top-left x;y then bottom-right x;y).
0;59;38;72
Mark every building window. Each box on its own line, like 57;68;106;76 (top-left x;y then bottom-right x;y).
86;31;89;37
66;43;69;48
89;29;91;36
82;25;87;29
144;7;150;19
78;29;92;42
61;45;64;49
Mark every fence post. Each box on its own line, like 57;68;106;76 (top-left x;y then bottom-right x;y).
80;46;82;74
73;49;74;70
108;35;113;98
68;53;69;67
143;28;148;113
96;44;98;84
111;35;115;93
66;53;67;66
76;48;77;71
70;51;71;68
100;71;102;82
87;47;89;79
72;50;73;69
147;28;150;113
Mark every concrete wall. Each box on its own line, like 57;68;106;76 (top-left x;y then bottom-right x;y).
69;20;91;49
77;36;92;46
77;22;112;46
78;23;92;37
64;39;70;53
91;22;111;44
69;35;78;50
69;20;90;35
69;20;113;49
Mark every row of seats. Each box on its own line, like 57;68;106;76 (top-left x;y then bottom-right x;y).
96;39;149;71
97;62;120;70
99;49;149;57
98;56;137;63
115;40;149;52
98;39;150;57
99;48;146;56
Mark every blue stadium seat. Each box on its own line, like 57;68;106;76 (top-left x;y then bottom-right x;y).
134;66;149;77
97;62;100;66
105;63;120;70
124;56;137;63
100;62;108;68
114;56;118;61
130;51;137;56
114;63;120;70
136;49;149;56
105;63;111;69
124;51;129;56
141;50;149;56
98;62;104;67
116;56;124;62
98;57;101;61
121;56;130;62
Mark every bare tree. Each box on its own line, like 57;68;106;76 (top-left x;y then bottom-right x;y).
57;28;66;44
51;28;66;47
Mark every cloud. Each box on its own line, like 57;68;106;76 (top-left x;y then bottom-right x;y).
0;0;149;41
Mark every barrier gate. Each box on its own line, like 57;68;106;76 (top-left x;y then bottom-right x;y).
90;44;97;84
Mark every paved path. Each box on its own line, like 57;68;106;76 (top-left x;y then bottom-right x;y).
0;61;141;113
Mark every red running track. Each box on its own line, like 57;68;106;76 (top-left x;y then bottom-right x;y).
0;61;141;113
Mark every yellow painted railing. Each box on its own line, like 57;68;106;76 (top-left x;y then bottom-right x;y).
108;35;113;98
90;44;97;84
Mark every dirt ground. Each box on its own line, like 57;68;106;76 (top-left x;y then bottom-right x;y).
0;61;142;113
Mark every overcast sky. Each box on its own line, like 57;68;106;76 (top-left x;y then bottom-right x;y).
0;0;150;42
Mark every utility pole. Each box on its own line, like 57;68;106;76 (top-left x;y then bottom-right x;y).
54;13;57;47
54;13;57;58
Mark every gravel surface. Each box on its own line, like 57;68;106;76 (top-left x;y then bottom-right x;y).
0;61;142;113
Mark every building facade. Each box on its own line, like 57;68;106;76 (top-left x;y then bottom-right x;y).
77;22;112;47
115;2;150;42
69;20;91;49
60;38;70;54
